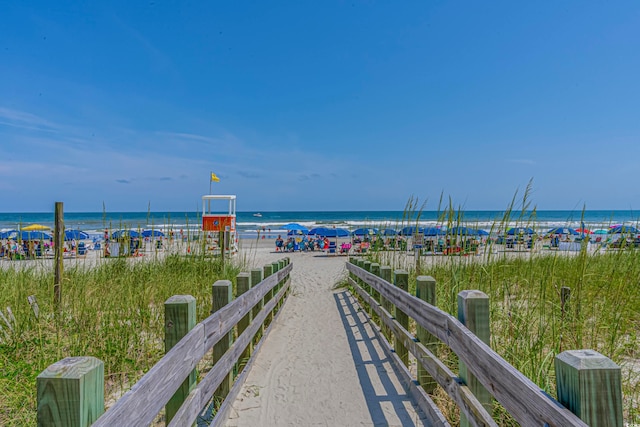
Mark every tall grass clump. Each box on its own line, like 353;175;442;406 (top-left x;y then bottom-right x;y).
0;255;240;426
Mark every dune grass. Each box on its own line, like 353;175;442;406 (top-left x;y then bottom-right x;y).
0;254;241;426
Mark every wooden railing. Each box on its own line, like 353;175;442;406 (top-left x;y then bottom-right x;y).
346;258;623;427
36;258;292;427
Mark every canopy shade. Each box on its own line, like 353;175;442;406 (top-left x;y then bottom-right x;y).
142;229;165;238
351;228;379;236
546;227;579;236
65;229;90;241
17;231;52;240
307;227;350;237
506;227;535;235
111;230;141;239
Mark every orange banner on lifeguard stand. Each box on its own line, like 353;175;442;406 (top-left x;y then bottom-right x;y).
202;215;235;232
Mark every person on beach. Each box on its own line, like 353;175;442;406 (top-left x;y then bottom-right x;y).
275;235;284;252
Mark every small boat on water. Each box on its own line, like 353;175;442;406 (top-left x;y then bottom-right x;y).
253;213;263;217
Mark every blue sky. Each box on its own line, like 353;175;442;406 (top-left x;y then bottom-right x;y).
1;1;639;212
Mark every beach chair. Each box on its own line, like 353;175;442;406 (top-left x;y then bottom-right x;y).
77;242;88;256
328;241;337;254
340;243;351;254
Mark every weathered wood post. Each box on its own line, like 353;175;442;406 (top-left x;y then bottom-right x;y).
379;266;393;342
393;270;409;366
236;273;252;373
363;261;373;316
164;295;197;423
560;286;571;352
53;202;64;311
37;356;104;427
250;268;264;344
555;350;623;427
212;280;233;402
458;290;492;426
263;264;274;326
416;276;438;393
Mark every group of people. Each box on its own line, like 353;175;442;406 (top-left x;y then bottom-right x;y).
275;235;330;252
0;238;82;260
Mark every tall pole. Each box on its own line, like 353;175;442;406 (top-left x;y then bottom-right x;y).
54;202;64;311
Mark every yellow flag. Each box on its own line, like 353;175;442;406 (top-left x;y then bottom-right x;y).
211;172;220;182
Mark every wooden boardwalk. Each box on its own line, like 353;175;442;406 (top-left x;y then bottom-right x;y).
226;253;429;426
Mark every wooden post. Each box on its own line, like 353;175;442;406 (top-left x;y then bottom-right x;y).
53;202;64;311
236;273;252;373
37;356;104;427
416;276;438;393
393;270;409;367
560;286;571;352
164;295;196;424
263;264;274;325
379;266;393;342
250;268;263;341
212;280;233;402
458;290;492;426
555;350;623;426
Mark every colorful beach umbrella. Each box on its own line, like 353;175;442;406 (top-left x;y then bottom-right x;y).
22;224;51;231
575;228;593;234
608;225;640;234
0;229;17;239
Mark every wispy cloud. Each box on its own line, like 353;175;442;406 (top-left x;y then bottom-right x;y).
116;179;132;184
0;107;60;133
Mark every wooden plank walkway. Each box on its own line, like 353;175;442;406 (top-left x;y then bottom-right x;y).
226;252;430;426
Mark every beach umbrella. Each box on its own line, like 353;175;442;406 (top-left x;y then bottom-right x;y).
546;227;579;236
0;229;17;239
111;229;141;239
282;223;308;232
351;228;379;236
287;230;306;236
399;226;424;236
593;229;608;235
447;226;478;236
608;225;640;234
16;231;52;240
506;227;535;235
423;227;445;236
22;224;51;231
381;228;397;236
307;227;349;237
65;229;90;241
575;228;593;234
142;229;165;238
476;229;490;236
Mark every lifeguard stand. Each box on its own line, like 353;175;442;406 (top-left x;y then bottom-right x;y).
202;195;237;253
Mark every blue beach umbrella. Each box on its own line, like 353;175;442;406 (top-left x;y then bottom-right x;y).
423;227;445;236
142;229;165;238
608;225;640;234
399;226;424;236
0;230;17;239
351;228;379;236
506;227;535;235
307;227;349;237
282;223;308;232
546;227;579;236
65;229;90;241
17;231;52;241
447;226;478;236
111;229;141;239
381;228;397;236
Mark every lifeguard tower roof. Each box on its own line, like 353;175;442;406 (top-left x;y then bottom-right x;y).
202;194;236;232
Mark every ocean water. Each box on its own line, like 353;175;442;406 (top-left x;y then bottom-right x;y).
0;210;637;239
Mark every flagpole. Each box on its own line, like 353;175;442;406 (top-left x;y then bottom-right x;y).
209;171;212;195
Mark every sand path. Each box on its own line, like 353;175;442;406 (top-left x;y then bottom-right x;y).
226;247;429;427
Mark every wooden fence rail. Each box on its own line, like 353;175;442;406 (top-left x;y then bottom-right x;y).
346;258;623;427
37;258;292;427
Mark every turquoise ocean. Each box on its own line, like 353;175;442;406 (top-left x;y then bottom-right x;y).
0;210;638;239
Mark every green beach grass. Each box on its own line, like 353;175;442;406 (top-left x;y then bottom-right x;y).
0;254;241;426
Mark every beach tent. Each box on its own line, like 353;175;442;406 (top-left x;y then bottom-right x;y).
65;229;90;241
142;229;165;238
